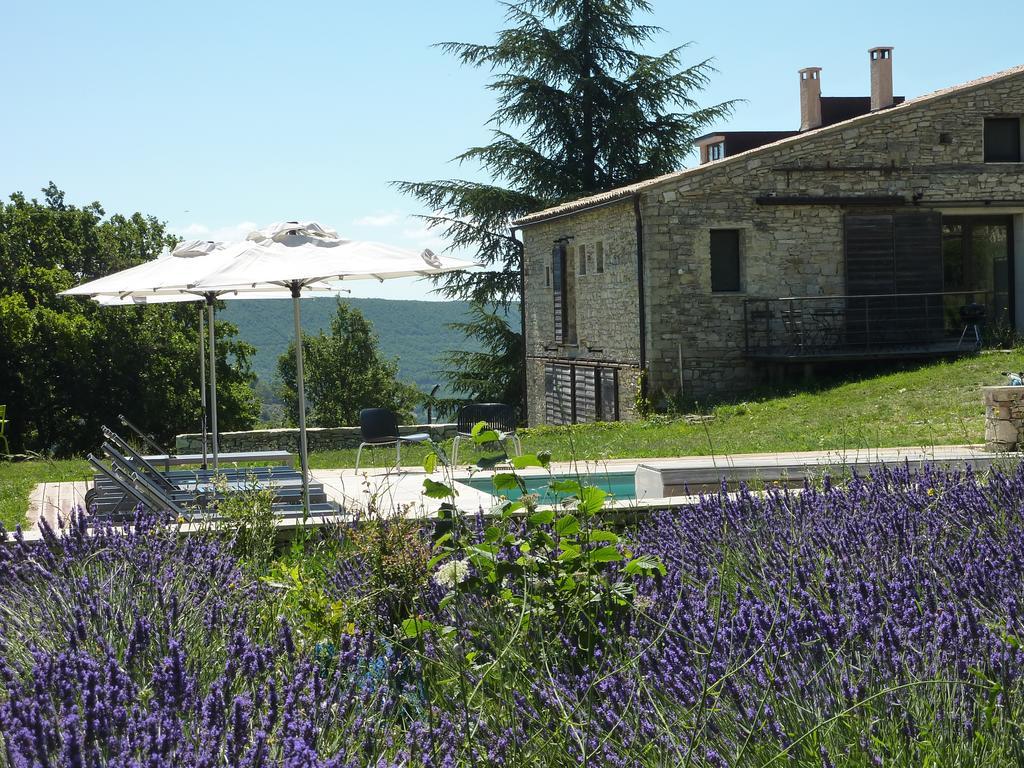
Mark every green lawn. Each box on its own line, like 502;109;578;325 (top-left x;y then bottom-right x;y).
3;350;1020;528
314;350;1021;469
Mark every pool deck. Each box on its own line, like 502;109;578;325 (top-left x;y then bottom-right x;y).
18;444;1020;541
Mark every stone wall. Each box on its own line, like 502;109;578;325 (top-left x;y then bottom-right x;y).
638;70;1024;402
520;67;1024;414
175;423;458;454
984;387;1024;451
522;200;644;425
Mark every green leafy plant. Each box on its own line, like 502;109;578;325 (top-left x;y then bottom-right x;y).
419;422;664;645
210;473;278;572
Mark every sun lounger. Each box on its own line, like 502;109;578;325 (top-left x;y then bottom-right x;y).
142;450;295;468
87;454;335;522
102;427;296;483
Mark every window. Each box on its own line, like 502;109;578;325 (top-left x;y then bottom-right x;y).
984;117;1022;163
578;244;587;275
708;141;725;161
552;241;577;344
595;241;605;273
545;265;551;287
710;229;741;292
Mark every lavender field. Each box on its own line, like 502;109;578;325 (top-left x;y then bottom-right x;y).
2;464;1024;766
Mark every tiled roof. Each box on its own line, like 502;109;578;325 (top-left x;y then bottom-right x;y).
512;63;1024;227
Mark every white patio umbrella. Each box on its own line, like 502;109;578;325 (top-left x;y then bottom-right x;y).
64;240;345;468
186;221;474;512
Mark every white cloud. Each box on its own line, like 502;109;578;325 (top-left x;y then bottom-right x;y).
353;211;402;227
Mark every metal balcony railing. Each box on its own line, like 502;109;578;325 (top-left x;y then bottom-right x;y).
743;291;992;361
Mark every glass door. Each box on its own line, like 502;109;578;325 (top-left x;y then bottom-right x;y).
942;216;1014;329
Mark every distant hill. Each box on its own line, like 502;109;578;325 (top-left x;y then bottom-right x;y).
221;298;520;403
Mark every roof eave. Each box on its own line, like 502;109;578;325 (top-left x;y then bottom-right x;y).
511;63;1024;229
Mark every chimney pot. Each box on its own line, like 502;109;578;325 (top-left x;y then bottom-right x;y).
869;46;894;111
799;67;822;131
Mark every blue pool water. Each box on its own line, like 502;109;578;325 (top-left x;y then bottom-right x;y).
458;472;635;503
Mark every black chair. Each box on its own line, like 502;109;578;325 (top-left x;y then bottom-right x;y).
958;303;986;349
355;408;431;472
451;403;522;467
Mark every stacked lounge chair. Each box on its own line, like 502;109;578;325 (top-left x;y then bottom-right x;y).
85;426;336;523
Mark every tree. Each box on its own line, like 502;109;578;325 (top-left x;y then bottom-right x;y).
276;301;421;427
397;0;735;408
438;302;524;412
0;184;261;456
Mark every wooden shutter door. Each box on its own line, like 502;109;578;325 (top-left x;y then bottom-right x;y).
574;367;597;423
894;212;943;341
598;368;619;422
845;215;895;347
544;363;573;425
845;215;895;295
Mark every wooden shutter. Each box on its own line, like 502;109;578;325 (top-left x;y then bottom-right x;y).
895;212;943;340
544;363;574;425
574;367;597;423
552;243;566;342
598;368;619;422
845;215;895;295
845;213;944;345
894;213;942;292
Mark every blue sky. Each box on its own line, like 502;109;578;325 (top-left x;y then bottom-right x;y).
3;0;1021;299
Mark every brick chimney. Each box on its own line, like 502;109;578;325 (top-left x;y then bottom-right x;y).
799;67;822;131
869;46;894;111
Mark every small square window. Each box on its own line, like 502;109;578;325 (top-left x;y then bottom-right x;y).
595;241;605;273
710;230;741;292
578;244;587;275
984;117;1022;163
709;142;725;161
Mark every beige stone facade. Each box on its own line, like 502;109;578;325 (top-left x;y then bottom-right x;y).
517;64;1024;425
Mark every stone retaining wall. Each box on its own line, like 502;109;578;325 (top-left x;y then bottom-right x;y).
984;387;1024;451
175;423;458;454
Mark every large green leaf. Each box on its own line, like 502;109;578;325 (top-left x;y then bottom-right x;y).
423;452;438;473
528;510;555;527
589;546;623;563
492;472;520;491
423;478;456;499
624;554;667;578
579;485;607;516
554;514;580;536
550;479;582;495
511;454;544;469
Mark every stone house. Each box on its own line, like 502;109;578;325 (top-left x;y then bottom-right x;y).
512;48;1024;426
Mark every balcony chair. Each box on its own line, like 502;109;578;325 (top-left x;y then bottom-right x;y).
354;408;431;473
450;402;522;467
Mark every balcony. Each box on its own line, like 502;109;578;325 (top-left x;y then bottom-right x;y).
743;291;991;362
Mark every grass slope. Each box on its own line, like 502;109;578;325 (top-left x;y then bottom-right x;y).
311;351;1019;469
221;298;520;396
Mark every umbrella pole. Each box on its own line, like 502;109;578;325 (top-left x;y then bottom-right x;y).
290;284;310;515
207;295;219;470
199;306;209;470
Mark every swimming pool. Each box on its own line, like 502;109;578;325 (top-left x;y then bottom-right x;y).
457;471;636;503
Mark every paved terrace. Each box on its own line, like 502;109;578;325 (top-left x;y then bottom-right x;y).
20;444;1019;542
